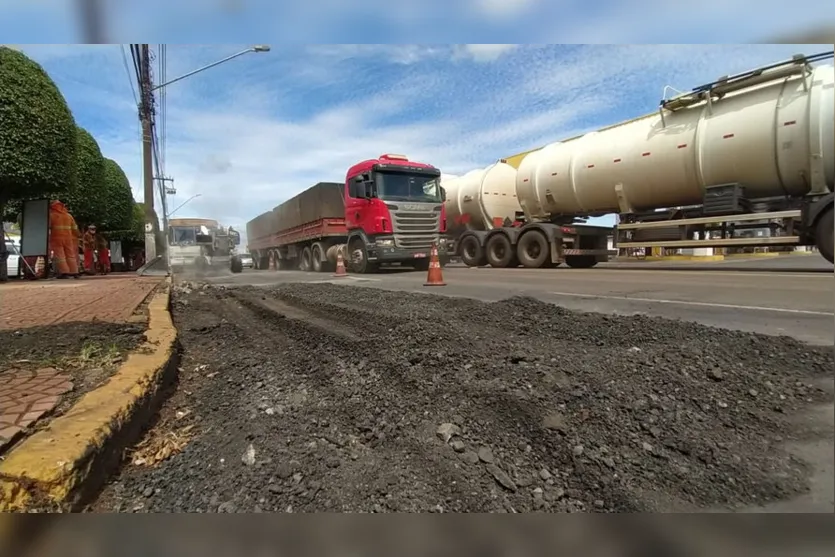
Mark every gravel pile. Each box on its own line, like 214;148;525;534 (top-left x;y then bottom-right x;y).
92;282;832;513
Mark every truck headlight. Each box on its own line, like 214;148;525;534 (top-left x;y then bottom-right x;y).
377;238;394;247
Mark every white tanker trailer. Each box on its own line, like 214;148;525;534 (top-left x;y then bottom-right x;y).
444;51;835;268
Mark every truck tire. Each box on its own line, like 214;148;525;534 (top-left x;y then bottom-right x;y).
349;238;378;274
517;230;550;268
565;255;598;269
311;244;324;272
815;207;834;264
460;235;486;267
486;234;518;268
230;256;243;273
300;246;313;272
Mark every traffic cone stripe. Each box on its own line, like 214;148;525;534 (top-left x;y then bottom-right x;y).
333;248;348;278
423;241;446;287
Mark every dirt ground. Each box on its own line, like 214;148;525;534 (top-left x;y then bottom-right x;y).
91;281;832;513
0;321;146;443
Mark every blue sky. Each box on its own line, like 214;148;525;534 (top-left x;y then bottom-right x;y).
8;43;834;246
1;0;833;43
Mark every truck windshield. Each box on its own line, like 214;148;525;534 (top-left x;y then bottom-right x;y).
170;226;196;245
375;172;442;203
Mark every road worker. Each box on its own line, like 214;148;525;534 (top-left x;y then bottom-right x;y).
48;200;80;279
82;224;98;274
95;232;111;274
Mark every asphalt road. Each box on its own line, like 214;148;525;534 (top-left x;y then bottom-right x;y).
209;255;834;346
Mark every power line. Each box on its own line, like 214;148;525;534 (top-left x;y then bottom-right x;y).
119;44;138;106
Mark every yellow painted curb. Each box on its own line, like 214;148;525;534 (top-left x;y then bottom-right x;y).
724;252;781;258
615;255;726;262
0;277;178;512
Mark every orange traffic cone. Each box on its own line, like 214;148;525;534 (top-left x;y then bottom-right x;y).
269;251;276;271
423;242;446;286
333;247;348;278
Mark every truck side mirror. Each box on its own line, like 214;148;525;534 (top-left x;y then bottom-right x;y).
365;180;378;199
352;175;367;198
440;186;447;202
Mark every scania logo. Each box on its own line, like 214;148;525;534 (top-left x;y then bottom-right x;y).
400;204;425;211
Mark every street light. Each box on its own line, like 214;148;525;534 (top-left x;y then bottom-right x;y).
167;194;202;219
150;45;271;92
139;44;270;273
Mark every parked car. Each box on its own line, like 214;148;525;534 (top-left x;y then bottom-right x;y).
239;253;254;269
4;240;20;278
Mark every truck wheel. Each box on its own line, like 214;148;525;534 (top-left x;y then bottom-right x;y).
230;257;243;273
311;244;324;272
459;236;486;267
300;246;313;272
517;230;550;268
486;234;518;268
815;207;834;264
349;238;378;274
565;255;598;269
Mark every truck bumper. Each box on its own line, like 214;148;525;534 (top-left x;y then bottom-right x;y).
367;236;448;263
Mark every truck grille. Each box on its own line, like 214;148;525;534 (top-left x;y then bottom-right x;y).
391;210;440;249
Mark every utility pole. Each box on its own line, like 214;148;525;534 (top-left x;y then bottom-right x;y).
138;44;157;262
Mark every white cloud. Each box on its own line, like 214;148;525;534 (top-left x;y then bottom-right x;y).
454;44;519;62
14;43;834;242
471;0;540;18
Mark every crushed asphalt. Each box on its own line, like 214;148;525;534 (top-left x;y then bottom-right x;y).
91;282;833;513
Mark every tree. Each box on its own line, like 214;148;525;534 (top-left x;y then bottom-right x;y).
108;202;146;243
100;158;135;233
0;46;76;280
60;126;107;228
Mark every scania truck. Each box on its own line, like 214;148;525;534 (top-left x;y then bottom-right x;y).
246;154;447;274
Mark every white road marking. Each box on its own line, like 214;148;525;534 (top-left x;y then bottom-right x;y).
310;276;382;284
547;291;835;316
474;267;834;279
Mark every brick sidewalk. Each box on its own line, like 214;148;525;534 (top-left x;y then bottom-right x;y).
0;275;162;451
0;276;163;330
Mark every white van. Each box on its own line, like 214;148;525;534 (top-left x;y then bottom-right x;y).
4;239;21;278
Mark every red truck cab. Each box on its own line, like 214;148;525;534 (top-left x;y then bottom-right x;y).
344;153;447;272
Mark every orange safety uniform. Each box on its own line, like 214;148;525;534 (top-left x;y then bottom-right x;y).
48;200;80;276
96;234;110;273
82;229;97;273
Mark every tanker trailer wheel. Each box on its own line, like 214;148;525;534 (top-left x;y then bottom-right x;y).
485;234;518;268
815;207;834;264
565;255;598;269
459;235;487;267
300;246;313;272
517;230;550;268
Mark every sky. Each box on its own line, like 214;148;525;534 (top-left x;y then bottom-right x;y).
10;42;833;248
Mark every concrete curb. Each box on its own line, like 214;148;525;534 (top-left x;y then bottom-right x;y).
0;277;179;512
